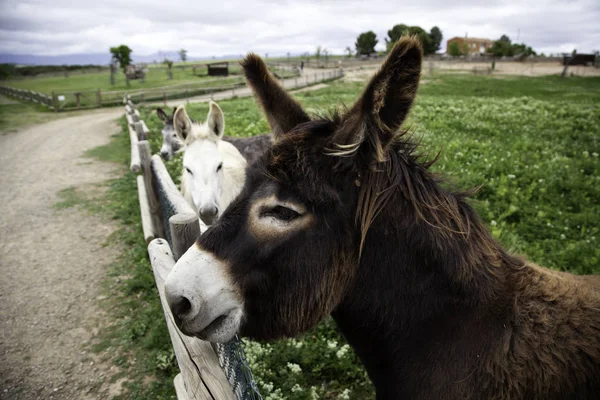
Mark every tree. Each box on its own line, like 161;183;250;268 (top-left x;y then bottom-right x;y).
110;45;132;73
345;46;353;58
315;45;322;59
448;42;463;57
385;24;438;55
355;31;378;55
428;26;443;54
487;34;537;57
386;24;410;51
179;49;188;63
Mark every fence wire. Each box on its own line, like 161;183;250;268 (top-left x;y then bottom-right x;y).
152;160;262;400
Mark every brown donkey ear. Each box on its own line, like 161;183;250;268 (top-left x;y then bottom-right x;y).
156;108;169;123
241;53;310;137
173;105;192;141
333;36;423;163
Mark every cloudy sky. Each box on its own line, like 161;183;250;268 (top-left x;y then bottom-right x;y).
0;0;598;59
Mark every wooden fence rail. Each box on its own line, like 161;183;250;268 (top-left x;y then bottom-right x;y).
124;97;234;398
0;65;344;112
0;85;54;109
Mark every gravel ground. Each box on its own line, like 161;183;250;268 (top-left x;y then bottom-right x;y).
0;109;125;400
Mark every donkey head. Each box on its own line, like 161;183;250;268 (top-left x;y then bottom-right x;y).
165;37;423;343
156;107;182;160
174;102;229;225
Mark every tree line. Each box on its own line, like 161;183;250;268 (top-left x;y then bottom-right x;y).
353;25;537;58
355;24;443;56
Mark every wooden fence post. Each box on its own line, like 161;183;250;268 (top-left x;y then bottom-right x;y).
97;89;102;107
51;91;58;112
138;141;164;239
75;92;81;109
148;238;235;400
170;213;201;261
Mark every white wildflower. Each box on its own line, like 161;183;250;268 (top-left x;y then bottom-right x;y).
310;386;320;400
262;382;274;393
507;174;516;179
339;388;352;400
560;234;566;240
291;384;303;393
491;220;497;227
287;362;302;374
593;152;598;157
327;340;338;350
336;344;350;359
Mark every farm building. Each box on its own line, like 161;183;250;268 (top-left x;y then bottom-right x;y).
447;37;493;55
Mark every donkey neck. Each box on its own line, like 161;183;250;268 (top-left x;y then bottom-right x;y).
217;140;247;211
332;171;516;398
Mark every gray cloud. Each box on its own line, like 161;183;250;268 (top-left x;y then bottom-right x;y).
0;0;598;58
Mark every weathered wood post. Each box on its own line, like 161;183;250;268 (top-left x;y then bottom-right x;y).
96;89;102;107
110;63;116;86
51;91;58;112
74;92;81;109
170;213;201;261
138;140;164;239
129;125;141;173
134;121;146;141
148;238;235;400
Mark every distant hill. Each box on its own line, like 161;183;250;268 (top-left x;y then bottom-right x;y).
0;52;244;66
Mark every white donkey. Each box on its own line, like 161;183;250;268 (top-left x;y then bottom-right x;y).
172;102;247;227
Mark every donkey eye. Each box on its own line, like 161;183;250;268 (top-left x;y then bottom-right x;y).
263;205;301;221
216;163;223;172
185;167;193;175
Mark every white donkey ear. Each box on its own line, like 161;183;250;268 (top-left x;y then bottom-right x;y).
206;101;225;139
173;105;192;141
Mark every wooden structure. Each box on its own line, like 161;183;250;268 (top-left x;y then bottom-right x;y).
446;37;493;56
563;53;597;66
124;98;237;399
125;64;147;80
0;65;346;112
192;62;230;77
0;85;53;108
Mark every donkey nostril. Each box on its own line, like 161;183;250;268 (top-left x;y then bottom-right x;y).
173;296;192;319
167;292;193;323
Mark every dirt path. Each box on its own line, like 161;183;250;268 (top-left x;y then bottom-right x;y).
153;67;340;107
0;108;123;399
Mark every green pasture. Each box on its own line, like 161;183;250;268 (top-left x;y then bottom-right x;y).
3;64;246;95
83;73;599;399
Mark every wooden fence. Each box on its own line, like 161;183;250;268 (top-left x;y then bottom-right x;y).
0;85;54;108
124;97;240;399
0;65;299;112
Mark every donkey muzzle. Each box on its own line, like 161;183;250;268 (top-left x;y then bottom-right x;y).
164;243;242;343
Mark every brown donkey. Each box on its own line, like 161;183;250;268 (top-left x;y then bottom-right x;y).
165;37;600;399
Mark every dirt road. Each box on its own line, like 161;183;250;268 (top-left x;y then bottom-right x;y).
0;108;123;399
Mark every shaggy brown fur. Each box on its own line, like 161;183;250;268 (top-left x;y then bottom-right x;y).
196;36;600;399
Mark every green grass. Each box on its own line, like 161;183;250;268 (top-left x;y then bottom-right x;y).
0;99;62;133
4;67;238;94
90;73;599;399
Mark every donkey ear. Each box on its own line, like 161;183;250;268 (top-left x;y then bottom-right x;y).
334;36;423;163
173;105;192;141
206;101;225;139
156;108;168;122
241;53;310;137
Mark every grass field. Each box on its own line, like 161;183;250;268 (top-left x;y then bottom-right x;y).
4;65;246;94
86;73;599;399
0;96;69;133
